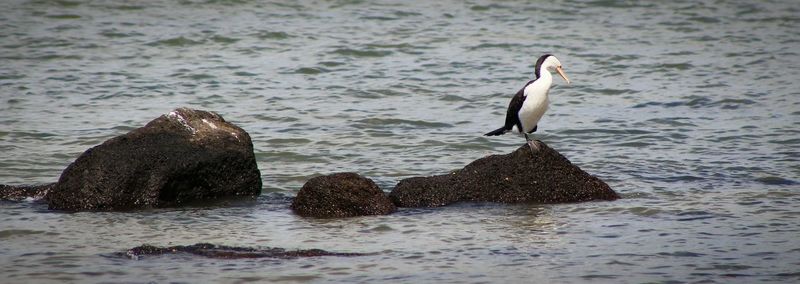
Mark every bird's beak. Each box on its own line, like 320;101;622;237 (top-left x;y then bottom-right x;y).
556;66;570;84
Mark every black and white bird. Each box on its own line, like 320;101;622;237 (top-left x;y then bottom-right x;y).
484;54;570;151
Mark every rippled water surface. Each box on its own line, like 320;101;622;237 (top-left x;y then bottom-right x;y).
2;0;800;283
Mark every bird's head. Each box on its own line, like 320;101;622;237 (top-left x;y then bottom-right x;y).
535;54;570;84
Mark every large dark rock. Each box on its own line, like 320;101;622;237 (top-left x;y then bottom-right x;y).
123;243;367;260
0;183;54;201
291;172;396;218
46;107;262;211
390;141;619;207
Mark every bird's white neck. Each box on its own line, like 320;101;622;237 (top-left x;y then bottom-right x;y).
524;71;553;100
535;69;553;93
536;65;553;80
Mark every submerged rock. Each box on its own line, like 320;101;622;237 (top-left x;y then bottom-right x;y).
124;243;366;260
291;172;396;218
0;183;54;201
390;141;619;207
46;107;262;211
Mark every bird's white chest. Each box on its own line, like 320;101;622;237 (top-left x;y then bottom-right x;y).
518;78;551;133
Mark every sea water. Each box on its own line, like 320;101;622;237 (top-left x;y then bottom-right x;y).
1;0;799;282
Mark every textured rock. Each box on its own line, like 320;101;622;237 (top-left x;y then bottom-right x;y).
0;183;54;201
390;141;619;207
291;172;396;218
46;107;262;211
124;243;367;260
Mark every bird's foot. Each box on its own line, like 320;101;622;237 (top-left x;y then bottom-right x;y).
527;140;540;153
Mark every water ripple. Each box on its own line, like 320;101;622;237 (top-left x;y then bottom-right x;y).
2;0;800;282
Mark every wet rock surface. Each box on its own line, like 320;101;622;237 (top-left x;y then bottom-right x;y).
124;243;367;259
291;172;396;218
46;107;262;211
0;183;54;201
390;141;619;207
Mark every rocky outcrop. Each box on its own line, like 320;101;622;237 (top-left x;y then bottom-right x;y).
124;243;366;260
390;141;618;207
291;172;396;218
0;183;54;201
46;107;262;211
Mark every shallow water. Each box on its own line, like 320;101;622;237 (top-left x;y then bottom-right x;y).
2;0;800;283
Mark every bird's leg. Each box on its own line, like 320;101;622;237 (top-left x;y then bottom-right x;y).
524;133;539;153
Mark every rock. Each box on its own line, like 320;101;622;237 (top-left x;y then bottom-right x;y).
123;243;367;260
390;141;619;207
291;172;396;218
46;107;262;211
0;183;54;201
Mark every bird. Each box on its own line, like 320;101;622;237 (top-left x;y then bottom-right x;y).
484;54;570;153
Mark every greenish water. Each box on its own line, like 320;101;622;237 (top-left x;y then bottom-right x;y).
1;0;799;283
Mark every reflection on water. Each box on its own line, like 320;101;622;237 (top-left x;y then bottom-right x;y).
2;0;800;282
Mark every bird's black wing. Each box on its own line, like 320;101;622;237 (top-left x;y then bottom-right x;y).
504;80;534;132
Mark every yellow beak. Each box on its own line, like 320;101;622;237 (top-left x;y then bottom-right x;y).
556;66;570;84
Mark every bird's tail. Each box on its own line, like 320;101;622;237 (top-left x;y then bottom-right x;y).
484;127;508;136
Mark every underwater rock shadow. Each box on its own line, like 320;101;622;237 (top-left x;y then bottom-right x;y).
122;243;371;260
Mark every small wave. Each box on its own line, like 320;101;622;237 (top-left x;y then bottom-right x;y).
257;151;328;163
470;4;507;11
627;206;661;217
755;176;796;186
352;118;452;129
583;0;653;8
439;94;473;102
709;98;757;109
319;61;345;67
612;141;653;147
33;54;83;61
252;30;291;40
43;0;80;7
293;67;329;75
233;71;258;77
393;11;421;17
674;210;715;221
608;54;641;61
148;37;204;47
632;96;756;109
580;87;637;96
768;138;800;145
0;229;48;239
0;74;26;80
264;138;313;146
645;117;697;127
659;175;705;183
369;89;406;97
209;35;239;44
707;134;759;143
45;14;82;19
146;34;239;47
358;224;394;233
366;43;430;54
661;63;693;70
468;43;515;50
181;0;254;6
185;73;216;80
580;274;620;280
657;251;705;257
100;30;145;38
332;48;392;58
111;5;145;10
687;16;721;24
558;128;655;135
360;16;399;21
46;74;80;81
